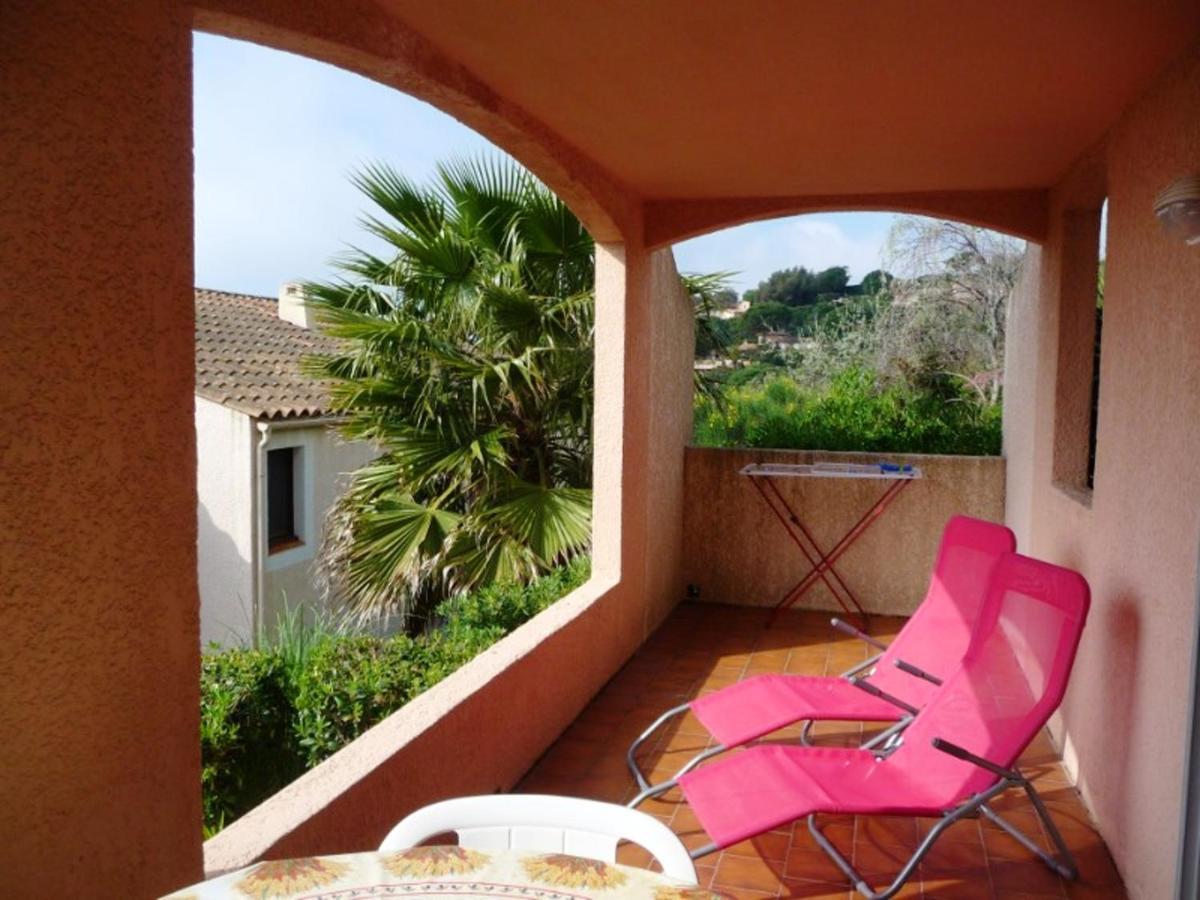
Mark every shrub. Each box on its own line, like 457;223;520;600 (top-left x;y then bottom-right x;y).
436;556;591;639
200;557;591;832
694;368;1001;456
293;635;430;766
200;649;305;834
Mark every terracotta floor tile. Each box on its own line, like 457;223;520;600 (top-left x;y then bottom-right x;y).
1062;879;1128;899
918;836;990;875
779;879;853;899
988;856;1068;897
855;816;920;851
921;876;998;899
916;816;984;847
723;829;792;863
782;846;851;884
615;842;656;870
712;853;790;894
851;841;917;879
1067;840;1122;886
981;822;1052;860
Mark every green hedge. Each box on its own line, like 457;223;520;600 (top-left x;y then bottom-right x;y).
200;650;305;835
201;557;590;833
694;368;1001;456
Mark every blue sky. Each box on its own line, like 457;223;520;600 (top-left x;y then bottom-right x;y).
194;33;896;297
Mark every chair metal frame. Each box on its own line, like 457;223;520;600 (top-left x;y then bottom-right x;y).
800;737;1079;899
626;618;926;806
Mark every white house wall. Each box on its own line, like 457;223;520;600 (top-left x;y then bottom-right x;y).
261;423;377;633
195;396;255;647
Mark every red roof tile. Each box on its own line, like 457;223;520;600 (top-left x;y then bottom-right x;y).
194;288;340;420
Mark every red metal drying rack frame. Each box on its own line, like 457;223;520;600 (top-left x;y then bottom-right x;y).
742;464;920;629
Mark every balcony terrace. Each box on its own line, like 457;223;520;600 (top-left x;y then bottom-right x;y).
522;604;1124;899
6;4;1200;898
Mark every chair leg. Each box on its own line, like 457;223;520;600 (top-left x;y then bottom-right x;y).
627;744;727;809
626;703;689;792
808;781;1012;899
1023;780;1079;880
977;778;1078;880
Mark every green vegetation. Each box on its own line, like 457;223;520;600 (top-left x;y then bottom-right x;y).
305;158;596;626
306;157;723;626
695;369;1001;456
694;217;1021;455
200;558;590;834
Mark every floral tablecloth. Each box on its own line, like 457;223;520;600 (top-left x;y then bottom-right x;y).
163;846;728;900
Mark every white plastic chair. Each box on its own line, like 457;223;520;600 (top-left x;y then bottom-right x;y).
378;794;698;884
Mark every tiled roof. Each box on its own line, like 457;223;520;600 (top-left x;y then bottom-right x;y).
194;288;341;420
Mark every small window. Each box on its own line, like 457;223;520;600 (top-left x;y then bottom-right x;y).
1086;202;1107;489
267;447;300;551
1052;198;1107;500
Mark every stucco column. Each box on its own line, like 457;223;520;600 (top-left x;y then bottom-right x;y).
593;242;694;649
0;2;202;896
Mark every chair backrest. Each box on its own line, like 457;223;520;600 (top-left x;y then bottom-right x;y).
895;552;1090;803
378;794;698;884
869;515;1016;702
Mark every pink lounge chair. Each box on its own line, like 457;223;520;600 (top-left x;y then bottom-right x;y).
626;515;1016;799
676;552;1090;899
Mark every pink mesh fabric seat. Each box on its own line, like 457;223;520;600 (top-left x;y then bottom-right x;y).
678;553;1090;899
627;516;1015;795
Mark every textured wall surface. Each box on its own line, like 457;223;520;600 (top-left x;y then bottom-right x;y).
0;2;202;896
683;448;1005;615
1003;38;1200;900
1002;245;1044;547
196;397;255;646
640;252;697;631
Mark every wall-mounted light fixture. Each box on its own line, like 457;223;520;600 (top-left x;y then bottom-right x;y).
1154;174;1200;245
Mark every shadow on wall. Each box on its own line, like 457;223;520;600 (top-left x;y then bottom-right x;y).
198;501;253;648
1074;591;1140;856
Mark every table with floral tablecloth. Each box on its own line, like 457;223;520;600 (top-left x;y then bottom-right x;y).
163;846;729;900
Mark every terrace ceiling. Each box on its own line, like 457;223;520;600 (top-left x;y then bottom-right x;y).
383;1;1200;241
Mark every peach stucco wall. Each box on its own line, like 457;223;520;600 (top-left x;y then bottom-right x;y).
1003;38;1200;900
203;247;696;876
0;2;203;897
683;448;1005;616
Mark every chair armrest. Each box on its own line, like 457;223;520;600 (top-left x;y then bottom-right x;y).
831;617;887;651
849;676;919;715
930;738;1019;781
893;658;943;686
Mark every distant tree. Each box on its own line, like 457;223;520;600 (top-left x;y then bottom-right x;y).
742;301;796;335
882;217;1024;401
747;265;851;307
710;287;740;309
813;265;851;297
859;269;895;298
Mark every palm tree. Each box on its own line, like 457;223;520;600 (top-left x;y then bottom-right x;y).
308;157;714;626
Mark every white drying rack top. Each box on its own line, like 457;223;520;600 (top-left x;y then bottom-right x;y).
740;461;923;480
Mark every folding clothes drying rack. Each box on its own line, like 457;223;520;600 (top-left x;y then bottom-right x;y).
740;461;923;628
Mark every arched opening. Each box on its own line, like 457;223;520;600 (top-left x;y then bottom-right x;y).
672;210;1022;623
193;30;634;841
188;30;700;873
